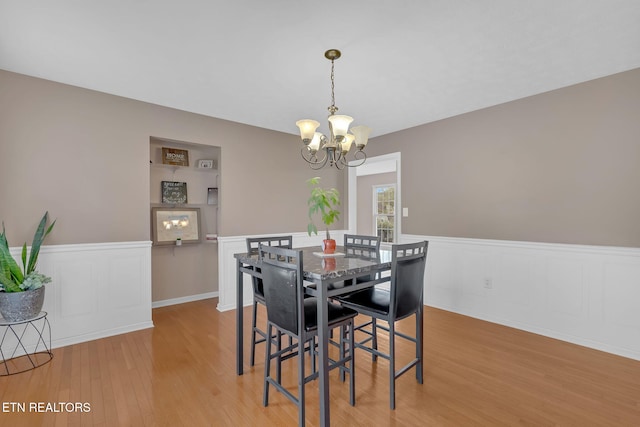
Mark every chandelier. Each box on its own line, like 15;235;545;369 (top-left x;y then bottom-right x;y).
296;49;371;170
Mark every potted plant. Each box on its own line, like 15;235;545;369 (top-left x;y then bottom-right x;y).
306;177;340;254
0;212;56;322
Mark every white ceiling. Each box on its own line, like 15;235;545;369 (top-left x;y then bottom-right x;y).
1;1;639;138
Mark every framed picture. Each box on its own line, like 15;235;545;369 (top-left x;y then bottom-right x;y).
151;207;201;245
162;147;189;166
162;181;188;204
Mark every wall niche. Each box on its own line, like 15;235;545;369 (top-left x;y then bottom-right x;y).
149;137;221;304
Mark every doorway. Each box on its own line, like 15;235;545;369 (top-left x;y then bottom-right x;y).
348;152;401;246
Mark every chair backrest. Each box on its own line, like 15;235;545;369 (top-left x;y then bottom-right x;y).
344;234;381;260
389;241;428;319
259;245;304;335
246;235;293;254
246;236;293;295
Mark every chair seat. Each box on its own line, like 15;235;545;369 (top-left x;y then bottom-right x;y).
303;298;357;332
337;288;390;316
330;275;373;289
306;281;348;291
306;274;373;292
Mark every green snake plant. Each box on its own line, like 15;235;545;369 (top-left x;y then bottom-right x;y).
0;212;56;292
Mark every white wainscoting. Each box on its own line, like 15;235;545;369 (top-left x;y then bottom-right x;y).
216;231;347;312
6;241;153;353
217;232;640;360
402;234;640;361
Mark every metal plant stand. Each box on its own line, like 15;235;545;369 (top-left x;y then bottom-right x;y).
0;311;53;376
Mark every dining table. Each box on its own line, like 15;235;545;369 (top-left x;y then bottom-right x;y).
234;245;391;426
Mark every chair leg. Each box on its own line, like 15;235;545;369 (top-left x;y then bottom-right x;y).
298;336;306;426
416;309;424;384
250;300;259;366
339;325;346;382
263;323;272;407
371;318;378;362
276;331;282;385
389;320;396;410
310;336;316;374
349;320;356;406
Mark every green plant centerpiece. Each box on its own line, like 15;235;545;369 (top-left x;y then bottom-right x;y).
306;177;340;254
0;212;56;322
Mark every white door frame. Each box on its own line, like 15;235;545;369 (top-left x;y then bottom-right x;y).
348;152;401;240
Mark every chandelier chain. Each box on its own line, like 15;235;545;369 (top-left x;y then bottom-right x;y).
329;59;336;114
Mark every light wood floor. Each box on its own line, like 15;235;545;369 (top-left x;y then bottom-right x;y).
1;299;639;426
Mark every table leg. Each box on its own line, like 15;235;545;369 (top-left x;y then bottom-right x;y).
317;283;330;426
236;258;244;376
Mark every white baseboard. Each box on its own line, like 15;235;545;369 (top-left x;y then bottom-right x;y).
52;321;154;350
152;291;219;308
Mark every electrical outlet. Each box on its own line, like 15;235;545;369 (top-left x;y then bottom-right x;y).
484;278;492;289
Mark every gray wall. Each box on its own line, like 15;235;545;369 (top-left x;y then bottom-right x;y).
0;70;343;246
366;68;640;247
4;67;638;249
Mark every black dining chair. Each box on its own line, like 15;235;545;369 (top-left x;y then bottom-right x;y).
259;244;358;426
322;234;382;346
313;234;381;293
344;234;381;283
344;234;381;259
335;240;428;410
246;235;293;366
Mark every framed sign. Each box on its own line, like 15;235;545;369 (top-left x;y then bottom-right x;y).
162;147;189;166
151;207;201;245
162;181;188;204
197;159;215;169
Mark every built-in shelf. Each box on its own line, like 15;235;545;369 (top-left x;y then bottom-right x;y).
150;163;219;175
150;139;220;239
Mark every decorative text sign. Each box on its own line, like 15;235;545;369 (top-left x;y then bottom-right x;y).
162;147;189;166
161;181;188;204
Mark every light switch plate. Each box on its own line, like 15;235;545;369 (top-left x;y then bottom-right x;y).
403;207;409;217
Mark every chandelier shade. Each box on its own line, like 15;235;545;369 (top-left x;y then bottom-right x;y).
309;132;323;153
295;119;320;143
327;115;353;141
341;134;355;153
350;125;371;149
296;49;370;169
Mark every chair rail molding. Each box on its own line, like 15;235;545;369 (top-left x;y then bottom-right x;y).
400;234;640;361
7;241;153;353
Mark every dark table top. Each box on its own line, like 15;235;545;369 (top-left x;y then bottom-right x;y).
234;245;391;283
